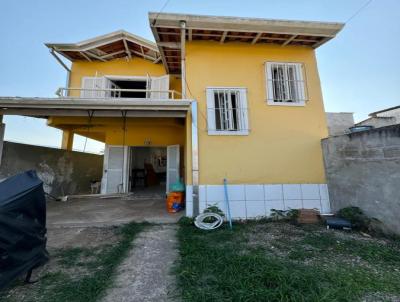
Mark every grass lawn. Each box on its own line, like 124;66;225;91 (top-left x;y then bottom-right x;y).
175;219;400;302
0;222;146;302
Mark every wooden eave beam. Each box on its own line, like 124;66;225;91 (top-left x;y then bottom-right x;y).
123;39;132;59
312;36;332;48
251;32;262;44
220;31;228;43
50;49;71;72
157;42;181;48
84;51;106;62
188;28;193;41
100;50;126;59
282;35;298;46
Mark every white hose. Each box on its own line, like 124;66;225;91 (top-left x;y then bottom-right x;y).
194;213;224;230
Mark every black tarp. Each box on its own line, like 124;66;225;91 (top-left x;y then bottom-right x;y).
0;170;49;290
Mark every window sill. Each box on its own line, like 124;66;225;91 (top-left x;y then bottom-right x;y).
267;101;305;107
207;130;249;136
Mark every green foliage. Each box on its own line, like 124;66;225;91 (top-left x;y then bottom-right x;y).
204;205;225;217
337;206;381;232
270;208;299;221
178;216;194;226
174;221;400;302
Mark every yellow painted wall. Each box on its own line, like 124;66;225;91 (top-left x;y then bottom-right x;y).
185;41;328;185
68;57;182;97
48;117;185;146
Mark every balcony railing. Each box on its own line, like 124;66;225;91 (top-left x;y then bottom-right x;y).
55;87;181;100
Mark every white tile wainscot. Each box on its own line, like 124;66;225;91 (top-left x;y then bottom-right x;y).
185;184;330;218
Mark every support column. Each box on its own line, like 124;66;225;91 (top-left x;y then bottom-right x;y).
61;129;74;151
0;115;5;166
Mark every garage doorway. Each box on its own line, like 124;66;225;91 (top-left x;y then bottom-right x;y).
101;145;181;196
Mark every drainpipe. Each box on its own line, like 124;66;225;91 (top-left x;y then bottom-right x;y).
191;102;199;216
180;21;187;99
181;21;199;216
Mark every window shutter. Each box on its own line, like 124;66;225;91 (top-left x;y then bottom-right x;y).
296;63;306;101
206;88;216;131
239;88;249;132
81;77;95;98
265;63;274;102
81;77;107;98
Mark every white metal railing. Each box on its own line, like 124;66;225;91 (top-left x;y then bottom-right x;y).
55;87;182;100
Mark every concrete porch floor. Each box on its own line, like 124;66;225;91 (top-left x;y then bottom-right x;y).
47;196;184;227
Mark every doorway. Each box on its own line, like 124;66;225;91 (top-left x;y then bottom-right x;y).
101;144;181;196
128;145;181;196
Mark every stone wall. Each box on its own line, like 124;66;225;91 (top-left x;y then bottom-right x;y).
321;124;400;234
0;141;103;197
326;112;354;136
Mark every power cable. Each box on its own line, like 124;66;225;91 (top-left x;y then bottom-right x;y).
345;0;374;23
152;0;172;26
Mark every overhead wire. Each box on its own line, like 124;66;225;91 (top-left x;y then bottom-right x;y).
152;0;172;26
345;0;374;23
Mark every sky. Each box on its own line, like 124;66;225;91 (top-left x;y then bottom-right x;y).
0;0;399;153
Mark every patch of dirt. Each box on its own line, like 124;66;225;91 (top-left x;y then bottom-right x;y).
1;226;118;302
242;221;398;272
47;226;120;249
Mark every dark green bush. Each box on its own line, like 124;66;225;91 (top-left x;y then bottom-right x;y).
337;206;380;232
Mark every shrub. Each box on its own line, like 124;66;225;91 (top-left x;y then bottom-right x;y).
337;206;380;233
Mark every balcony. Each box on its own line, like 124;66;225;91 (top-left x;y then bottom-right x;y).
55;87;181;100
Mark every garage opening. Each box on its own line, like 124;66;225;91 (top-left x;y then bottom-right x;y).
102;145;182;198
128;146;167;196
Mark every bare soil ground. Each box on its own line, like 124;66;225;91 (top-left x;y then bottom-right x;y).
0;224;143;302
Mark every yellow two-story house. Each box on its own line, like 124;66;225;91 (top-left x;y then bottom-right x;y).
0;12;344;218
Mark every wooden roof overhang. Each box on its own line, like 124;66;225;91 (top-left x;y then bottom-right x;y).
45;30;162;64
149;12;344;75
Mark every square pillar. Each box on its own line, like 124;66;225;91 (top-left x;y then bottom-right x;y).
61;130;74;151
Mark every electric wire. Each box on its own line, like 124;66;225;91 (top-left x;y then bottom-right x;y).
345;0;374;23
152;0;172;26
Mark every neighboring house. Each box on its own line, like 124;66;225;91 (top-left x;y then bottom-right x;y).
326;112;354;136
0;13;344;218
356;105;400;128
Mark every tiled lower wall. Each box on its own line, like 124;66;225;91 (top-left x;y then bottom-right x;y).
185;184;330;218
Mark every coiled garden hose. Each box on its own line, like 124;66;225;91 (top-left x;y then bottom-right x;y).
194;213;224;230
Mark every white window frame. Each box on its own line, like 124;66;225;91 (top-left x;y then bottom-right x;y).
265;62;307;107
206;87;249;136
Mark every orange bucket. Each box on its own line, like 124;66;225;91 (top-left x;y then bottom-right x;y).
166;192;184;213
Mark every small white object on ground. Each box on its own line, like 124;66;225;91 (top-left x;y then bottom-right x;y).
194;213;224;230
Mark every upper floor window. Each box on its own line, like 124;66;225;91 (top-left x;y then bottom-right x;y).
266;62;307;106
206;87;249;135
80;75;170;99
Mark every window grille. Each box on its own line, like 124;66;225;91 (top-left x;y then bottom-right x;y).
206;88;249;135
266;62;307;104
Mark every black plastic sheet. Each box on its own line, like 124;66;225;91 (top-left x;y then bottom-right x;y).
0;170;49;290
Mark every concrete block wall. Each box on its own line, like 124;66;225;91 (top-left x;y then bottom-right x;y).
322;124;400;234
0;141;103;197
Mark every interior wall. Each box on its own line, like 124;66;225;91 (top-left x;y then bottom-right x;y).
131;147;167;173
